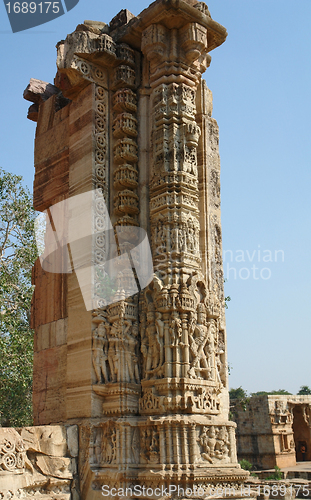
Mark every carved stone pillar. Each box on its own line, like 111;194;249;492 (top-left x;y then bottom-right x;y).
26;1;249;498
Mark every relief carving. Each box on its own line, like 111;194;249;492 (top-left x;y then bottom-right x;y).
100;423;118;465
92;319;109;384
198;425;230;463
141;308;164;379
0;432;25;472
140;427;160;464
188;305;211;379
169;311;182;346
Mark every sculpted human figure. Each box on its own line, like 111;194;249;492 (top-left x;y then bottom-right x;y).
170;228;177;251
157;226;166;249
141;311;162;377
155;312;164;367
205;319;217;379
92;321;109;384
108;319;123;383
203;341;213;381
215;427;230;459
123;320;139;383
215;347;225;386
178;227;185;252
169;311;182;346
187;227;195;252
140;428;152;463
103;425;117;464
149;429;160;463
198;426;216;464
188;306;209;379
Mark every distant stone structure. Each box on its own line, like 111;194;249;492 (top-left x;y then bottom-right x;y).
0;1;252;499
232;395;311;470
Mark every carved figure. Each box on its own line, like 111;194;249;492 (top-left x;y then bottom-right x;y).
215;427;230;459
187;227;195;253
156;225;166;250
198;426;215;463
170;228;177;251
169;311;182;346
108;319;123;383
142;312;163;377
102;424;117;464
178;227;185;251
92;321;109;384
155;312;164;367
131;428;140;464
140;428;159;463
199;425;230;463
188;306;210;379
123;320;139;383
215;348;225;386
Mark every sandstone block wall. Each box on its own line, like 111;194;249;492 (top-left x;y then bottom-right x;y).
232;395;311;469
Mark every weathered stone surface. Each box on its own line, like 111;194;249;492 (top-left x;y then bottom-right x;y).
109;9;135;32
20;426;67;456
0;426;76;499
66;426;79;458
32;346;67;425
232;395;311;469
35;455;73;479
24;78;69;122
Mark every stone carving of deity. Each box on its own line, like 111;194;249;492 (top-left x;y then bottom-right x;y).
178;227;185;252
123;320;140;384
141;311;163;378
169;311;182;346
92;320;109;384
198;426;216;463
198;425;230;463
188;306;210;379
107;319;123;383
214;426;230;459
102;425;117;464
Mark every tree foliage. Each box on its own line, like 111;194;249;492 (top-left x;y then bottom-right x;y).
297;385;311;395
229;387;248;400
0;169;37;426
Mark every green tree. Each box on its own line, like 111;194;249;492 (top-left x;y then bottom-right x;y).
229;387;248;400
251;389;292;396
297;385;311;395
269;389;292;395
0;168;37;426
239;459;253;472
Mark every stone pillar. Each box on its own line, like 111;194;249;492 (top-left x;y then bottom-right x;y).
25;2;249;498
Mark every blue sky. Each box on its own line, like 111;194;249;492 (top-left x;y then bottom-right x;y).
1;0;310;395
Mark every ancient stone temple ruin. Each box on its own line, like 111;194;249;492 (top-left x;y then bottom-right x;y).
232;395;311;470
0;1;250;499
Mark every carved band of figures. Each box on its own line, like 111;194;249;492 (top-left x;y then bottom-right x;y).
92;306;140;386
91;420;232;468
